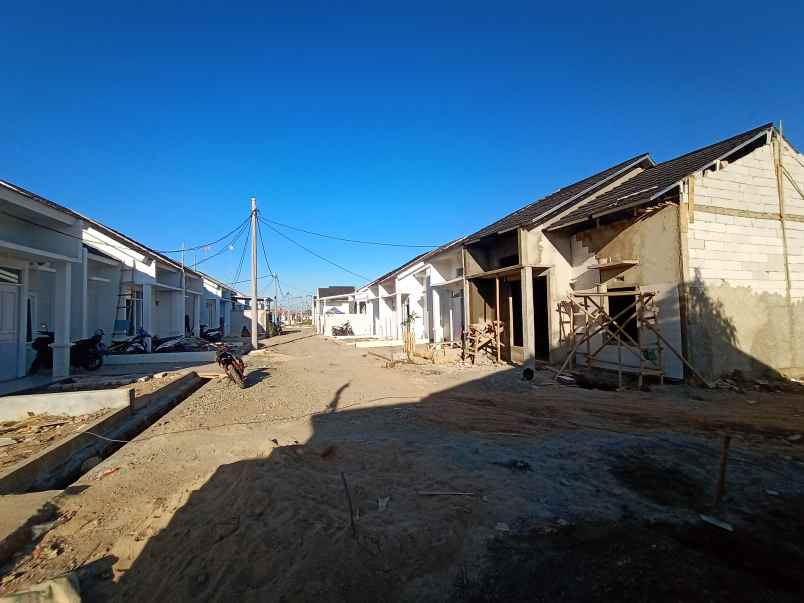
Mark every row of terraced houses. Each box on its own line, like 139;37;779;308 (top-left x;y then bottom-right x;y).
314;123;804;381
0;181;257;382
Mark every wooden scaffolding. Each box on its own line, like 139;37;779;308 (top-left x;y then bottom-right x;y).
556;288;666;387
556;286;709;387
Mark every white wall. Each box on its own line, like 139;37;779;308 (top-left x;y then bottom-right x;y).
322;313;372;336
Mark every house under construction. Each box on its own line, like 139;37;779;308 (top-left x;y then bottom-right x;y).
347;122;803;381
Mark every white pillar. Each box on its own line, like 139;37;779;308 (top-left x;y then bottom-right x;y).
17;266;30;378
193;295;201;336
221;299;229;336
142;284;153;335
53;261;72;378
172;290;184;336
431;288;441;342
395;290;402;340
81;247;88;338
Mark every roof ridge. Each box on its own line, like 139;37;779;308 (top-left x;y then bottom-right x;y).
648;122;772;169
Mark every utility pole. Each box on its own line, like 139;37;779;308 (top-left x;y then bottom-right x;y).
250;197;258;349
274;274;279;330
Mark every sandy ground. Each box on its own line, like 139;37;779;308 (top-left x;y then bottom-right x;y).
1;328;803;601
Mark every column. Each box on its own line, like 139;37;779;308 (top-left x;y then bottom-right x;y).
17;266;30;378
431;286;441;342
81;248;88;338
53;261;72;378
220;299;228;336
194;295;201;336
395;290;402;340
172;290;184;336
520;266;535;368
141;284;153;335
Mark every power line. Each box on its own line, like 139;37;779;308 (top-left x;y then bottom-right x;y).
259;217;370;282
255;218;276;277
231;222;251;286
262;217;435;248
191;220;250;268
155;215;251;254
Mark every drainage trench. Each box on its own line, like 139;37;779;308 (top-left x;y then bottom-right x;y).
2;375;211;494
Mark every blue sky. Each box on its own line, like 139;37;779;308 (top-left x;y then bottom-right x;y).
2;2;802;304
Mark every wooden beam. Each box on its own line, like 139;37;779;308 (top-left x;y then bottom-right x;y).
495;276;501;364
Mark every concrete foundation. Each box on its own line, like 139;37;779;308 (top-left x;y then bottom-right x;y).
0;389;134;422
104;351;216;365
0;372;204;494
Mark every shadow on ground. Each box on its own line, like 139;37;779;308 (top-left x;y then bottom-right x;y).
78;366;804;602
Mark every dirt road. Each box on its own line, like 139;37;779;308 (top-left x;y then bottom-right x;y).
2;329;803;601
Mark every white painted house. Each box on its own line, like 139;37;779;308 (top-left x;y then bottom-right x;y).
0;181;84;379
0;179;246;383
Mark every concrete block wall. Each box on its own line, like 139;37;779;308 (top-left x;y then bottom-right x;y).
684;140;804;377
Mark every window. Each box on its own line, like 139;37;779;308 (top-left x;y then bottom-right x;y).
607;287;639;344
0;267;21;285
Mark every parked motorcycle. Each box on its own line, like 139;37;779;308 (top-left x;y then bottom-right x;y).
30;328;106;373
200;325;223;342
215;344;246;388
151;334;184;353
107;327;150;354
331;322;354;337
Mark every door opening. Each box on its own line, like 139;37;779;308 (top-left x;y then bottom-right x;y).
533;276;549;360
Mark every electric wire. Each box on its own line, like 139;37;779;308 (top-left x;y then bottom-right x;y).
261;217;436;248
255;217;276;277
190;220;249;268
154;215;251;253
259;217;370;281
231;221;251;286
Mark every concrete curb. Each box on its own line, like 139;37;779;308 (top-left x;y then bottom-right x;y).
104;351;216;365
0;372;205;495
0;389;134;422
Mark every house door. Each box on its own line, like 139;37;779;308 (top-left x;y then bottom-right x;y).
0;283;20;381
450;291;463;342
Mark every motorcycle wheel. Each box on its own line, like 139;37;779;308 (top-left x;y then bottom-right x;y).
225;365;246;389
82;353;104;371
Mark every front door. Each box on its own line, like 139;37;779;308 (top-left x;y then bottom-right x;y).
0;283;20;381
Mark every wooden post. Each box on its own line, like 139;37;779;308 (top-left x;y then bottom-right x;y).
495;276;501;364
713;435;731;509
583;297;590;368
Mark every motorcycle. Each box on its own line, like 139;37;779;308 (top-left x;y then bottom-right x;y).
215;344;246;388
331;321;354;337
107;327;150;354
30;328;106;373
152;334;185;353
200;325;223;342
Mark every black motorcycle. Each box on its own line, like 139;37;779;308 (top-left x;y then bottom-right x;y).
107;327;149;354
30;328;105;373
331;321;354;336
152;334;185;352
200;325;222;342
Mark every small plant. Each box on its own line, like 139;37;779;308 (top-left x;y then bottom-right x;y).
401;312;418;328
